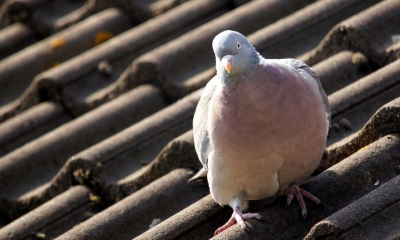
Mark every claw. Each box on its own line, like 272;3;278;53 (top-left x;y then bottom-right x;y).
214;210;264;235
284;184;320;218
286;191;294;207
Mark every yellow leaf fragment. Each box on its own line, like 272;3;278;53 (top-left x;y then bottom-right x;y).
94;31;114;46
51;38;67;48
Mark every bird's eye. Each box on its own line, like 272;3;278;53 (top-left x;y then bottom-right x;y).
237;43;241;49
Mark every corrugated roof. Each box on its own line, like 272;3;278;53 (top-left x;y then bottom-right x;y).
0;0;399;239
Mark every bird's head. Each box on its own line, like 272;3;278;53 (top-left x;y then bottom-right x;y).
212;30;259;83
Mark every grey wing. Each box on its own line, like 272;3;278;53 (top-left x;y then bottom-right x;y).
192;76;218;178
281;58;331;133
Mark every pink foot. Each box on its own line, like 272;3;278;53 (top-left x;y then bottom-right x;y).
285;184;320;218
214;207;264;235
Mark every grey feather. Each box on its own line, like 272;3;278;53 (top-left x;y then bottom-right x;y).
279;58;331;131
192;76;218;180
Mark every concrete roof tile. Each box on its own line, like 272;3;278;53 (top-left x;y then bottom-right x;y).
0;186;95;240
128;0;192;23
65;89;201;203
316;58;400;159
328;84;400;148
250;0;380;60
312;51;372;95
305;175;400;239
329;58;400;118
0;85;167;220
136;195;224;240
305;0;400;66
0;8;133;121
31;0;87;36
320;97;400;174
0;101;71;157
0;22;36;60
57;168;209;240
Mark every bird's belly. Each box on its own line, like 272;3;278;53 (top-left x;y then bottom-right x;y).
208;113;283;205
208;149;282;205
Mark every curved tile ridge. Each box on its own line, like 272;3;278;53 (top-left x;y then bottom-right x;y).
0;186;94;240
0;101;71;157
135;195;223;240
329;58;400;118
0;23;37;60
304;0;400;66
56;168;209;240
326;77;400;150
305;175;400;239
248;0;379;59
316;59;400;173
123;0;192;23
60;90;202;204
311;51;372;95
31;0;188;37
30;0;114;36
0;8;133;122
0;85;167;220
111;130;202;200
318;96;400;174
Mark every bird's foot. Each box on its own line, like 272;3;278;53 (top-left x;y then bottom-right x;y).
214;208;264;236
285;184;320;219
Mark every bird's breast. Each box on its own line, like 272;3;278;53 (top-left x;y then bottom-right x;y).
211;79;278;150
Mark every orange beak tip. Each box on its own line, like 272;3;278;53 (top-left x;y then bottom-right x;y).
225;61;232;73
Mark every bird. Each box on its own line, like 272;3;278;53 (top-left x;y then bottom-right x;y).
192;30;331;235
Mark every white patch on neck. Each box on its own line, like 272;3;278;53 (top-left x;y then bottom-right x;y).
257;53;268;67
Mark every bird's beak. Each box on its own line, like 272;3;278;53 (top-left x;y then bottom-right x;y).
221;56;233;74
225;60;232;73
